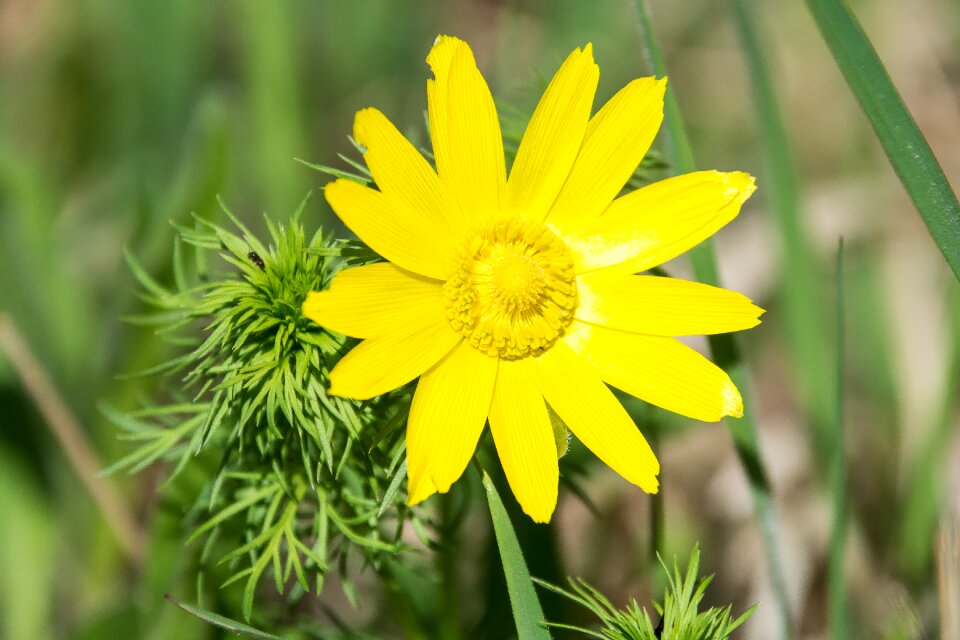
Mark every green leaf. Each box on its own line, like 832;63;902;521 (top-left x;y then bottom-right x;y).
804;0;960;281
163;595;283;640
482;471;551;640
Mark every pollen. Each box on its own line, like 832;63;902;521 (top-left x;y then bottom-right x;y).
443;217;578;359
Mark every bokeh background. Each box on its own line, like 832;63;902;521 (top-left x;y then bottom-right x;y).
1;0;958;638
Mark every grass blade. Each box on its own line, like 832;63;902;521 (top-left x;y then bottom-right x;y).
729;0;834;455
634;2;794;637
164;594;283;640
482;471;551;640
804;0;960;282
828;240;849;639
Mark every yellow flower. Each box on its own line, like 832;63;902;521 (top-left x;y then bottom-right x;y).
303;36;762;523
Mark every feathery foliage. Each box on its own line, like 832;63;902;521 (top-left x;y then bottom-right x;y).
537;547;755;640
104;197;415;619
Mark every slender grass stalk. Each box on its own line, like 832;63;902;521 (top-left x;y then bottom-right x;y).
828;241;849;639
482;471;551;640
729;0;834;456
804;0;960;282
633;3;793;638
0;314;145;565
647;420;665;563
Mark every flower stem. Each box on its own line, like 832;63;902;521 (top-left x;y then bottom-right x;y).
632;3;794;638
647;419;665;563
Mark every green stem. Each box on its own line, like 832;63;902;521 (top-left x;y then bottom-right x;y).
804;0;960;282
648;420;665;563
634;3;794;638
828;241;849;639
729;0;834;456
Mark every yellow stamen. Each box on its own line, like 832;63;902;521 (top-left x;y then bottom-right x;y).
444;218;578;359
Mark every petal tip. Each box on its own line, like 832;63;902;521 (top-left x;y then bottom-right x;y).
352;107;381;147
322;177;353;202
634;463;661;495
721;380;744;419
526;507;555;524
752;303;767;325
651;75;669;98
729;172;758;203
427;34;473;74
407;469;442;506
517;491;558;524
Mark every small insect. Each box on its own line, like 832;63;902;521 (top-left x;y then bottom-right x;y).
248;251;265;271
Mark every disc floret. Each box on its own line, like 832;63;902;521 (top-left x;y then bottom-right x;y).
443;217;578;359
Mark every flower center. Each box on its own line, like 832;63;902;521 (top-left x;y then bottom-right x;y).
443;217;578;360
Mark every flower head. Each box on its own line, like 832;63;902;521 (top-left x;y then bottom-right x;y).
304;36;763;522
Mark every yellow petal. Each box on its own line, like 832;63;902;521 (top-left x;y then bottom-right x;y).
576;273;764;336
529;341;659;493
565;321;743;422
324;179;453;280
353;107;463;237
546;77;667;229
426;35;465;202
561;170;756;275
302;263;444;339
406;340;498;504
328;318;460;400
505;44;599;220
488;359;559;523
427;35;505;222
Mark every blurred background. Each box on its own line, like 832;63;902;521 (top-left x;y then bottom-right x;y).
1;0;958;638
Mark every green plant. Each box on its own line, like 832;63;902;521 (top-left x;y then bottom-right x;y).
538;547;755;640
103;197;414;620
